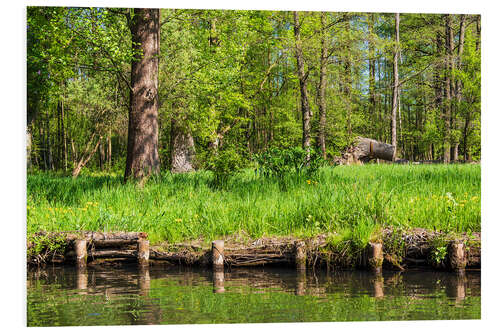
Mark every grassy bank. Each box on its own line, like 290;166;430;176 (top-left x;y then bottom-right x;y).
27;164;481;246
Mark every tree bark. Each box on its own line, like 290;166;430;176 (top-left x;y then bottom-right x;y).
124;8;160;182
391;13;400;160
340;137;395;164
293;11;312;156
170;118;195;173
317;12;328;159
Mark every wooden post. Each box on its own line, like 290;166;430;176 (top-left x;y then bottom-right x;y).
137;238;150;267
448;241;467;272
74;239;87;268
213;270;225;294
212;240;224;270
366;242;383;273
295;241;306;271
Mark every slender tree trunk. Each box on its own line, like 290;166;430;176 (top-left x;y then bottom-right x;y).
391;13;400;160
344;22;353;142
125;8;160;182
45;108;54;170
293;11;312;156
455;14;466;161
107;129;112;169
61;95;67;171
443;14;453;163
476;15;481;52
317;12;328;159
72;134;102;178
368;14;377;138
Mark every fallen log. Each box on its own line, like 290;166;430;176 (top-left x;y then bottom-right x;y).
337;137;395;164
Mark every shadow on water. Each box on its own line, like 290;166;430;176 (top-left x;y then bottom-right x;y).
27;265;481;326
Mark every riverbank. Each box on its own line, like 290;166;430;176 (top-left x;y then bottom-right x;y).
27;228;480;272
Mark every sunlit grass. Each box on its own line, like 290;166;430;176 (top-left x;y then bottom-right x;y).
27;164;481;245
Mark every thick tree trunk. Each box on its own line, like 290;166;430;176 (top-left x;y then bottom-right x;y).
317;12;328;159
391;13;400;160
339;137;395;164
125;8;160;182
170;118;195;173
293;11;312;155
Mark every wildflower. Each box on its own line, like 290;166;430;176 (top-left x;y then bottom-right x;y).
307;180;311;185
175;218;182;223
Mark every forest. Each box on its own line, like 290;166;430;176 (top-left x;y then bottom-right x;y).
27;7;481;179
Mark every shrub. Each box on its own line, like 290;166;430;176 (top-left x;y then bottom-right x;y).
254;147;325;178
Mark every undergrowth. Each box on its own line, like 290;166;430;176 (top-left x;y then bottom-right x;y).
27;164;481;245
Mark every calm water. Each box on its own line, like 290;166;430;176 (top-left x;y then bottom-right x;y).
27;265;480;326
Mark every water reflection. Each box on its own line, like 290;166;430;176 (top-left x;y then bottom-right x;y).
27;266;481;326
213;270;225;294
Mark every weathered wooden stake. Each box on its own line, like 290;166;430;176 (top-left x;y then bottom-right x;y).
366;242;383;273
137;238;150;266
213;270;225;294
295;241;306;271
74;239;87;268
212;240;224;270
448;241;467;272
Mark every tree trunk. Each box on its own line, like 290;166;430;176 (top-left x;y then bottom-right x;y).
72;134;102;178
443;14;453;163
368;13;377;138
293;11;312;156
61;96;67;171
391;13;400;160
344;21;353;142
455;14;466;162
124;8;160;182
317;12;328;159
170;118;195;173
107;129;112;169
340;137;395;164
45;108;54;170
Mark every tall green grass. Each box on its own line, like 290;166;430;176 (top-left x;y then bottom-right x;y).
27;164;481;245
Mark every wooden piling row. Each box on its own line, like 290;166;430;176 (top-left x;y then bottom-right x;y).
30;231;479;273
70;233;150;268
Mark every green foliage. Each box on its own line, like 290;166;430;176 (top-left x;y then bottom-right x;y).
254;147;325;178
205;147;247;187
27;233;67;264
